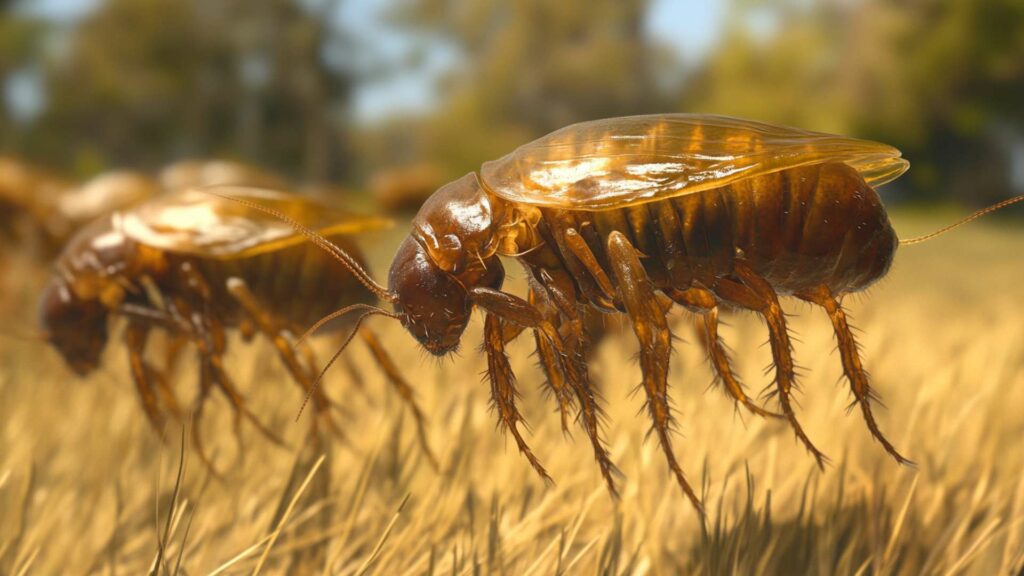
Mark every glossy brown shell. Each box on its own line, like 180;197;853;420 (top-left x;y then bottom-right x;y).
119;186;391;259
479;114;909;211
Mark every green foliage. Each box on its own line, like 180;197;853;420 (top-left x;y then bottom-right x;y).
0;0;1021;201
687;0;1024;203
13;0;352;181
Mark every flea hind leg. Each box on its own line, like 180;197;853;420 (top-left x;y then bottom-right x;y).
359;326;438;470
668;287;781;419
797;285;912;465
606;231;703;514
713;264;829;469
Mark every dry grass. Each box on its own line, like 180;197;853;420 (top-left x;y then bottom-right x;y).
1;211;1023;575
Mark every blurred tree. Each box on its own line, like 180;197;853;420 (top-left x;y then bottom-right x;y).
686;0;1024;203
385;0;675;176
28;0;354;181
215;0;354;181
0;2;47;147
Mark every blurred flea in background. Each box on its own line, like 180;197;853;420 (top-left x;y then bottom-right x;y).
0;156;75;252
370;163;447;213
0;0;1022;572
158;159;289;191
2;162;158;257
55;170;162;234
37;186;433;469
2;158;294;261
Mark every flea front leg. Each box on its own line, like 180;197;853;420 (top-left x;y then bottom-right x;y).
482;311;552;485
476;283;621;496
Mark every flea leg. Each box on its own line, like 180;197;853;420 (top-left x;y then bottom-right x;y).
124;321;168;431
555;313;619;497
714;264;829;469
483;312;552;484
225;278;339;438
202;328;286;449
528;270;622;495
171;293;286;450
359;326;439;470
606;231;703;514
532;330;573;433
473;285;619;495
162;332;188;381
151;297;222;468
531;280;619;495
470;287;566;352
668;287;781;419
528;287;576;434
540;270;618;496
797;285;912;465
117;304;188;411
563;228;617;303
192;360;222;477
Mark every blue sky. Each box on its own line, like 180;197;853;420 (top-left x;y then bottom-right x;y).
18;0;726;122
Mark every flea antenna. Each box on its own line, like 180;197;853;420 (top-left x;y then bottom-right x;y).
296;303;392;347
295;308;399;422
901;195;1024;245
200;186;397;303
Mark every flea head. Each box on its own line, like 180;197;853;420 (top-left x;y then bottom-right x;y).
38;275;109;376
389;175;506;356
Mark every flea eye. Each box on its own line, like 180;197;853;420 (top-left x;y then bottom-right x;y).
435;233;466;272
441;234;462;252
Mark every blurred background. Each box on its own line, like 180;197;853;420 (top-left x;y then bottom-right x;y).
2;0;1022;207
2;2;1024;573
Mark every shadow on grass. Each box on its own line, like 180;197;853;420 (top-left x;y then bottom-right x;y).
677;466;946;576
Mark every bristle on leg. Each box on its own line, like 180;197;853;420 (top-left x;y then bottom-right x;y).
798;285;913;466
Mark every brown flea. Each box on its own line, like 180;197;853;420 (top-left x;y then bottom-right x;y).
370;163;447;214
0;156;75;251
158;158;288;191
252;114;1020;515
2;161;168;257
39;186;435;470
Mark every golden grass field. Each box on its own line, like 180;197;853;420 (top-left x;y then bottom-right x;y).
1;210;1022;575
